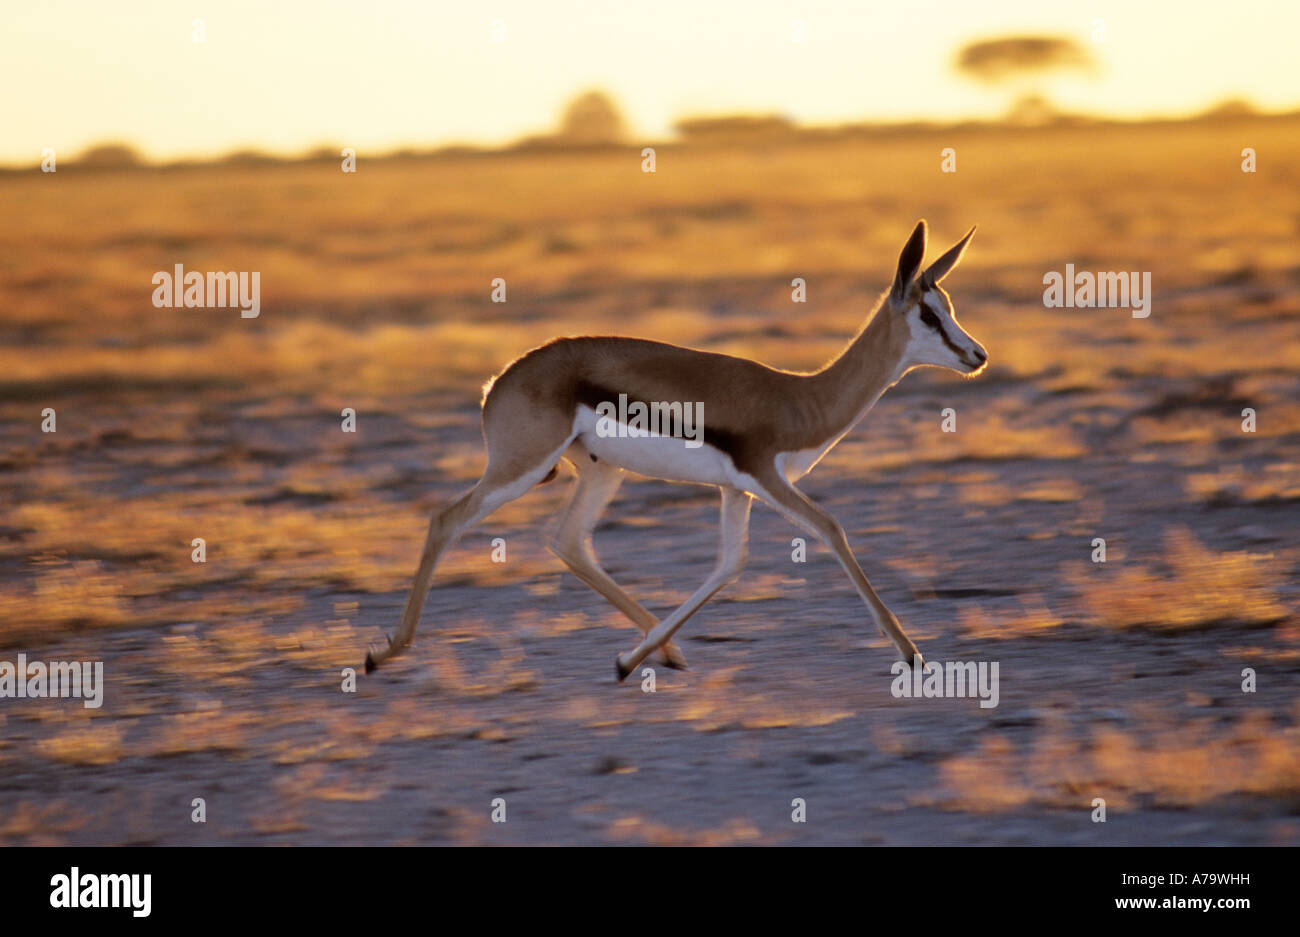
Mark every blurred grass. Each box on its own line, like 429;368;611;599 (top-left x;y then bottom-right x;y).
2;114;1298;657
1;117;1299;837
937;708;1300;813
1066;526;1289;631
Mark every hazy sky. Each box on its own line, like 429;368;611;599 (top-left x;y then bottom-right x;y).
3;0;1296;163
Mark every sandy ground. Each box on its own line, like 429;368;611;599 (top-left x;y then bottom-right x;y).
1;118;1298;844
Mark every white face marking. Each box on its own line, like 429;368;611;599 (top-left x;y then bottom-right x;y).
904;290;987;374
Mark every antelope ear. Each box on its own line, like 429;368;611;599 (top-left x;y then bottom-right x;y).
891;220;927;304
922;225;976;286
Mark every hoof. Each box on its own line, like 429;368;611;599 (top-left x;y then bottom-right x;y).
615;657;632;682
365;633;394;674
662;655;688;671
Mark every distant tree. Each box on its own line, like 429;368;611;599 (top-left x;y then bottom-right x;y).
76;142;144;168
955;36;1097;123
557;90;627;145
956;36;1095;83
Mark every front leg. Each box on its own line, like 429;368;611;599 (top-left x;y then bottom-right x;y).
615;487;752;681
750;469;922;667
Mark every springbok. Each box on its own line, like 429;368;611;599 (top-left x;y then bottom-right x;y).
365;220;986;680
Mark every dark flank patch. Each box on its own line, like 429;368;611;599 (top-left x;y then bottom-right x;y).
572;379;620;414
572;379;749;468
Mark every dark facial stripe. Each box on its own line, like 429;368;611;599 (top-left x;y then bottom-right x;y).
922;299;969;360
936;321;968;360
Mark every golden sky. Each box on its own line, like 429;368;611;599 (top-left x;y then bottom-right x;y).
3;0;1296;163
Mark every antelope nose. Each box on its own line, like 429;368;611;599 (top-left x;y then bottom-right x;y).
971;348;987;364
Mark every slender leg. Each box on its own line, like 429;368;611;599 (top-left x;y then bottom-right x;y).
548;458;688;668
750;468;922;666
614;487;752;681
366;455;562;672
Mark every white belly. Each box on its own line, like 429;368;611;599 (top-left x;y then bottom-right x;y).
572;405;744;487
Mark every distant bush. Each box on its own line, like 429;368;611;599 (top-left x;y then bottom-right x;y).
75;142;144;168
217;149;280;166
1198;98;1258;119
556;90;627;145
302;145;342;161
674;114;795;143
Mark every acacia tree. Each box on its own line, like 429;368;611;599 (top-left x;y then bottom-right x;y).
955;36;1097;122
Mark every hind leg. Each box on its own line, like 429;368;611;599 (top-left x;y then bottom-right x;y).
548;450;687;669
366;434;575;672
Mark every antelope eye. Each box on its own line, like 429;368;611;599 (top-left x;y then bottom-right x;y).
920;307;941;329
